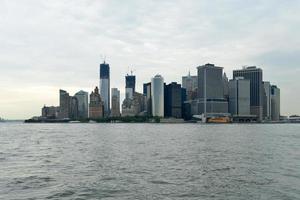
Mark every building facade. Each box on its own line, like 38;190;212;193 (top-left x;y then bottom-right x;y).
182;72;198;101
99;61;110;117
229;77;250;116
271;85;280;121
74;90;89;119
196;63;228;115
151;75;164;117
58;89;71;119
111;88;121;117
164;82;182;118
263;82;272;121
143;82;152;116
233;66;263;121
89;87;104;119
42;106;59;119
125;74;136;99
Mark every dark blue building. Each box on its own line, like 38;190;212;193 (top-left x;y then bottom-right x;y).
100;62;110;79
126;75;136;92
164;82;182;118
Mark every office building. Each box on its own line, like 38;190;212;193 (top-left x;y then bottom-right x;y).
223;72;229;99
182;72;198;100
70;96;79;120
229;77;250;116
233;66;263;121
125;74;136;99
58;89;71;119
164;82;182;118
263;82;272;120
195;63;228;115
89;87;104;119
151;75;164;117
74;90;89;119
143;82;152;116
271;85;280;121
111;88;121;117
99;61;110;116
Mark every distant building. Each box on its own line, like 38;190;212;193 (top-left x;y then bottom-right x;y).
122;92;145;116
74;90;89;119
223;72;229;100
164;82;182;118
151;75;164;117
182;72;198;100
70;96;79;120
271;85;280;121
99;61;110;117
42;106;59;119
89;87;104;119
263;82;272;121
143;82;152;116
194;63;228;116
111;88;121;117
233;66;263;121
125;74;136;99
229;77;250;116
58;89;71;119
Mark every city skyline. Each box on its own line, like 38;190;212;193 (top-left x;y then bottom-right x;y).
1;0;299;119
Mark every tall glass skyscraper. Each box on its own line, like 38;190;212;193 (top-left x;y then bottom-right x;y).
233;66;263;121
74;90;89;119
125;74;136;99
99;62;110;116
151;75;164;117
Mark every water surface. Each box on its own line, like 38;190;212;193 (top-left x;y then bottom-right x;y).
0;123;300;199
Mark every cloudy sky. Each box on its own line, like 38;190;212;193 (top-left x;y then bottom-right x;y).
0;0;299;119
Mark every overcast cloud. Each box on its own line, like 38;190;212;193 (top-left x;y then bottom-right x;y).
0;0;299;119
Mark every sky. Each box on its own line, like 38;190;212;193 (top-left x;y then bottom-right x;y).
0;0;299;119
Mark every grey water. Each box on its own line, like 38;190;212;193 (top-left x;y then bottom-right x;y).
0;123;300;200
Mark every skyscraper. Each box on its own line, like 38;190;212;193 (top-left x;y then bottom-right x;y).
271;85;280;121
125;74;136;99
233;66;263;121
164;82;182;118
182;72;198;100
99;61;110;117
151;75;164;117
229;77;250;116
111;88;121;117
74;90;89;119
143;82;152;116
58;89;71;119
196;63;228;115
263;82;272;120
89;87;104;119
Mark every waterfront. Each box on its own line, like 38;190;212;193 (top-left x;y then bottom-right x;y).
0;123;300;199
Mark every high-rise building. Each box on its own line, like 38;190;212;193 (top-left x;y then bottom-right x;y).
58;89;71;119
263;82;272;121
182;72;198;100
223;72;229;100
74;90;89;119
233;66;263;121
70;96;79;120
164;82;182;118
111;88;121;117
99;61;110;117
151;75;164;117
229;77;250;116
143;82;152;116
89;87;104;119
195;64;228;115
271;85;280;121
125;74;136;99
